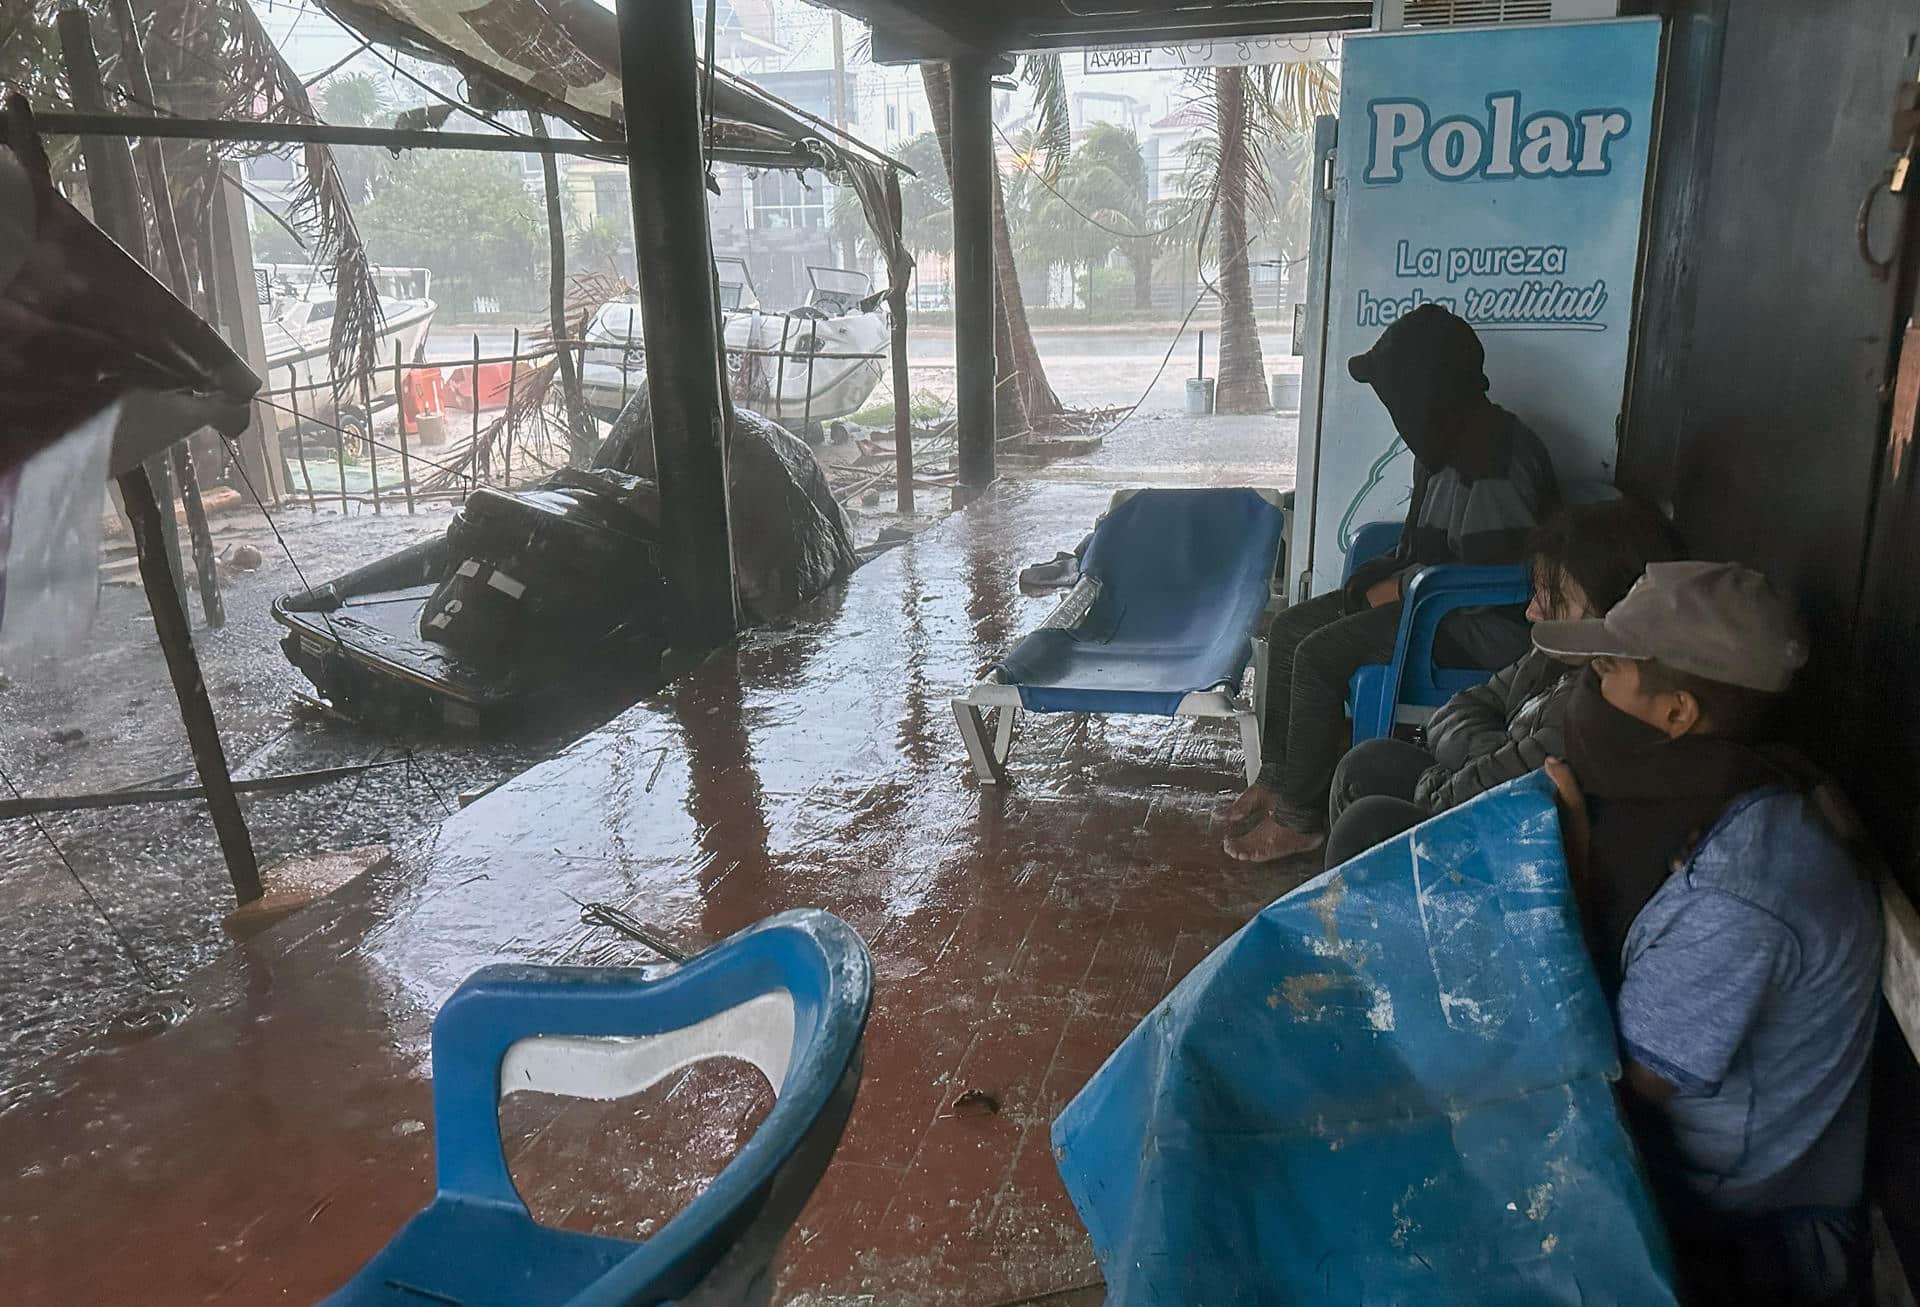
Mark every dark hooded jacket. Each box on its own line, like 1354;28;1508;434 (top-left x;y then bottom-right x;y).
1345;305;1561;599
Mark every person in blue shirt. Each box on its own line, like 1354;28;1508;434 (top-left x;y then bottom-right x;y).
1534;562;1882;1307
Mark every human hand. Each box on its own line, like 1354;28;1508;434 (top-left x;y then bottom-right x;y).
1364;574;1401;608
1543;757;1590;883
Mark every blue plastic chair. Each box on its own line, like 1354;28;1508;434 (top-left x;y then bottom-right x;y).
1347;563;1531;744
321;910;872;1307
1340;519;1403;583
1339;520;1530;746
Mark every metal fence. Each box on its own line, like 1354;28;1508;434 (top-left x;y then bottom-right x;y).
254;322;894;514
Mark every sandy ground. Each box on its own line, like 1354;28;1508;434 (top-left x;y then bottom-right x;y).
0;327;1301;1089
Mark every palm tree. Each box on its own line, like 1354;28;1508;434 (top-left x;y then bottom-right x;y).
919;58;1065;436
1046;123;1158;311
1177;59;1337;413
317;72;393;204
0;2;381;380
830;129;951;266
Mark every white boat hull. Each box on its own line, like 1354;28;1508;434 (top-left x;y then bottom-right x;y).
262;300;438;421
579;304;889;428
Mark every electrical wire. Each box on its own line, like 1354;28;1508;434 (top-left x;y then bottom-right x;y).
299;37;375;90
0;763;165;991
1097;231;1287;445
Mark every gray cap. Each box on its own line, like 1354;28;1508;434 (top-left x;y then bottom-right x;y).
1532;560;1809;693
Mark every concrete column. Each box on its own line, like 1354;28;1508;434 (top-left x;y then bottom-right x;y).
949;54;996;494
616;0;738;647
209;166;288;504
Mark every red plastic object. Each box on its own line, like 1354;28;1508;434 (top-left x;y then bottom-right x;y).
401;368;445;433
445;362;514;412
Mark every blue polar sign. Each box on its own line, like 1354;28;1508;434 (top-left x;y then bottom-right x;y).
1303;18;1661;594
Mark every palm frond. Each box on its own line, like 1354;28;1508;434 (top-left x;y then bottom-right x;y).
1017;53;1070;181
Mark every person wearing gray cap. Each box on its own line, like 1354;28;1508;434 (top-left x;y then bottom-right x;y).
1535;561;1881;1307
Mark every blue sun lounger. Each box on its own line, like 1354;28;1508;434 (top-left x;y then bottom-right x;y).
953;487;1288;785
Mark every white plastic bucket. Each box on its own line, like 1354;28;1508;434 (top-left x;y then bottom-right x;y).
1185;377;1216;416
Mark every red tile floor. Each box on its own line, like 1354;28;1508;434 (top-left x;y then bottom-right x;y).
0;480;1311;1305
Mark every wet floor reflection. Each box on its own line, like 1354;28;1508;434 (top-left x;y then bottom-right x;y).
0;482;1286;1306
671;646;774;945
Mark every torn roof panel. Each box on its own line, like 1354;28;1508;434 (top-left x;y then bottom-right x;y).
1;103;257;481
315;0;904;174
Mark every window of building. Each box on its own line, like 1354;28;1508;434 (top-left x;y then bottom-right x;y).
749;169;824;231
246;151;295;183
593;174;632;229
885;102;898;131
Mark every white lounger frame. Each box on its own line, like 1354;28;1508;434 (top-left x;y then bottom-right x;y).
953;488;1287;788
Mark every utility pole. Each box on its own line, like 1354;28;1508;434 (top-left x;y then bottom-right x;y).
829;13;856;271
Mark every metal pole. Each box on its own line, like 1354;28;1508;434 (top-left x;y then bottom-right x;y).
395;342;416;513
620;307;636;412
56;7;186;601
503;327;520;487
949;54;996;493
530;108;593;465
617;0;737;646
886;171;914;515
774;314;791;407
11;110;865;169
470;333;483;479
288;366;317;511
120;462;262;905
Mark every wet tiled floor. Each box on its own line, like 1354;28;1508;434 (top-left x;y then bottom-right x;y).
0;480;1313;1305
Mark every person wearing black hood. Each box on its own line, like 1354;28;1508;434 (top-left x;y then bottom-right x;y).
1223;304;1561;863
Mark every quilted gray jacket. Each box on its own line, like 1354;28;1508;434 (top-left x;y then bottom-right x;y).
1416;648;1576;812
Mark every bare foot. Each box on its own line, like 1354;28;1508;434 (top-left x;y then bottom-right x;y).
1218;783;1278;830
1223;815;1325;863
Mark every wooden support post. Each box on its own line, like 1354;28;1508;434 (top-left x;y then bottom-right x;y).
359;362;380;513
949;54;997;495
56;6;185;601
394;342;415;513
529;108;593;466
120;465;262;904
616;0;738;648
886;170;914;515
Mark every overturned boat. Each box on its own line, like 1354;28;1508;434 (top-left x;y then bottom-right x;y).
579;261;889;438
272;394;857;729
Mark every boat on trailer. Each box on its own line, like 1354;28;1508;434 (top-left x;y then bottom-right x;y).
579;260;889;439
254;263;438;443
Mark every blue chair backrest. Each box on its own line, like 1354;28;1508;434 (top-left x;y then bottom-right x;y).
322;910;871;1307
1070;489;1285;647
1341;519;1402;583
